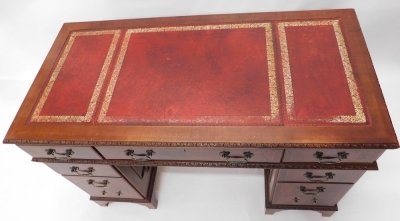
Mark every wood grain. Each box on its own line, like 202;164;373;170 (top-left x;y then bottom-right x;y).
3;9;398;147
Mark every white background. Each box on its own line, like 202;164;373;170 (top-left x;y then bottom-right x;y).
1;1;400;220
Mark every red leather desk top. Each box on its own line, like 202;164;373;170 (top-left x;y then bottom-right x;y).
29;20;366;126
4;9;398;147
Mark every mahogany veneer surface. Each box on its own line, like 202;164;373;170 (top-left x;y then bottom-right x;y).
3;9;398;148
2;8;399;217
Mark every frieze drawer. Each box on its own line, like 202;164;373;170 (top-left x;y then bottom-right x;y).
64;176;143;199
46;163;121;177
272;182;353;206
18;145;102;160
95;146;283;163
283;149;385;163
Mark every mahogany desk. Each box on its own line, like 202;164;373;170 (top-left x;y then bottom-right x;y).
3;9;398;217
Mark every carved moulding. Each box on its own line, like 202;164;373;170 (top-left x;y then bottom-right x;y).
31;158;379;170
3;139;399;149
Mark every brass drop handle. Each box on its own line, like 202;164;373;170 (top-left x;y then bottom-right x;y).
219;151;254;164
313;151;349;164
300;186;325;195
124;149;155;161
45;149;74;160
88;179;109;188
70;166;95;176
304;172;335;182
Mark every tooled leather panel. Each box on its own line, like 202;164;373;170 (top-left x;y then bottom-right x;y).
29;30;120;123
98;24;280;125
27;20;369;126
277;20;368;125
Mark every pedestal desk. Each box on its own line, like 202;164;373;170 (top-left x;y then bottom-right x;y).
3;9;398;217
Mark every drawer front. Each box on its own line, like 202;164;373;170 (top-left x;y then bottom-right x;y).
95;146;283;163
64;176;143;199
272;183;353;206
96;146;186;160
18;145;102;159
176;148;283;163
45;163;121;177
277;169;365;183
283;149;384;163
115;166;152;196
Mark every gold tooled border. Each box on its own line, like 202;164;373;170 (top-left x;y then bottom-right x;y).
98;23;279;124
30;30;121;123
278;20;366;123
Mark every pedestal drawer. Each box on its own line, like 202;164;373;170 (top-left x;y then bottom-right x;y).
283;149;384;163
64;176;143;199
95;146;283;163
115;166;152;196
18;145;102;159
46;163;121;177
272;183;353;206
277;169;366;183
